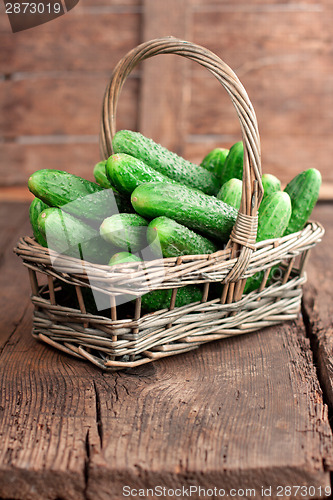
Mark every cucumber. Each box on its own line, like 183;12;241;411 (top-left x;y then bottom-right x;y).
93;160;134;213
100;213;149;253
108;251;203;312
28;169;122;223
131;182;237;242
29;197;49;247
108;251;141;266
93;161;110;189
243;191;292;293
219;141;244;186
140;286;203;313
106;153;175;195
262;173;281;199
38;207;114;264
147;216;218;258
216;178;242;210
112;129;220;196
283;168;321;236
201;148;229;179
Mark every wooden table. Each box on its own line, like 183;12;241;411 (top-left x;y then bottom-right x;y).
0;202;332;500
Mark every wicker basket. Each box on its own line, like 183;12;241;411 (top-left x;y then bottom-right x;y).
15;37;324;371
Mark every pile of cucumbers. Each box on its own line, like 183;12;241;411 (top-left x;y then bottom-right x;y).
28;129;322;311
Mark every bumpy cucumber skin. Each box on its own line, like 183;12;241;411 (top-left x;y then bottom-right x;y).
93;161;110;188
38;208;114;264
217;178;242;210
106;153;174;195
257;191;291;240
29;198;49;247
244;191;292;293
112;130;220;196
131;182;237;242
220;141;244;186
262;173;281;199
29;168;101;202
100;213;149;253
141;286;203;313
28;169;123;222
201;148;229;179
283;168;321;236
147;216;218;258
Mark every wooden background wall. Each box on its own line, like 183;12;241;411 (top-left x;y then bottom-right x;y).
1;0;332;201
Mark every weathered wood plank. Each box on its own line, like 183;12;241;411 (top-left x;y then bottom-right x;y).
86;324;333;500
0;203;32;350
188;56;333;138
0;9;141;73
181;5;333;190
302;205;333;422
190;0;329;6
0;75;138;138
192;6;331;67
0;310;102;500
138;0;189;153
0;142;100;188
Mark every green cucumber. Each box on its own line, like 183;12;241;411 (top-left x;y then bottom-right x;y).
106;153;175;195
140;286;203;313
28;169;123;222
131;182;237;242
93;160;134;213
219;141;243;185
262;173;281;199
93;161;110;189
29;197;49;247
108;251;203;312
38;208;114;264
100;213;149;253
217;178;242;210
243;191;291;293
283;168;321;236
108;251;141;266
147;216;218;258
201;148;229;180
112;129;220;196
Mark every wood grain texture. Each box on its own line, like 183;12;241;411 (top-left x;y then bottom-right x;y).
85;323;333;500
302;205;333;428
0;142;100;188
182;4;333;194
0;75;138;138
0;203;31;350
0;202;332;499
0;10;141;73
138;0;189;153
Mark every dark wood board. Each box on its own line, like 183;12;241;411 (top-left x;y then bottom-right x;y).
0;202;332;499
0;203;31;350
302;204;333;464
0;7;141;74
138;0;189;154
0;143;100;188
0;76;138;138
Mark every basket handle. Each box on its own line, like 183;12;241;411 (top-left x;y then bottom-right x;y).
100;37;263;288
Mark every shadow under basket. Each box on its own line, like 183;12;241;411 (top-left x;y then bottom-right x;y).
15;38;325;371
15;220;323;371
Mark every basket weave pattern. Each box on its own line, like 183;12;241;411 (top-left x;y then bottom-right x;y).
15;38;324;371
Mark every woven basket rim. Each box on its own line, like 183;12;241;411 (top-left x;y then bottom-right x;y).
14;220;324;296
